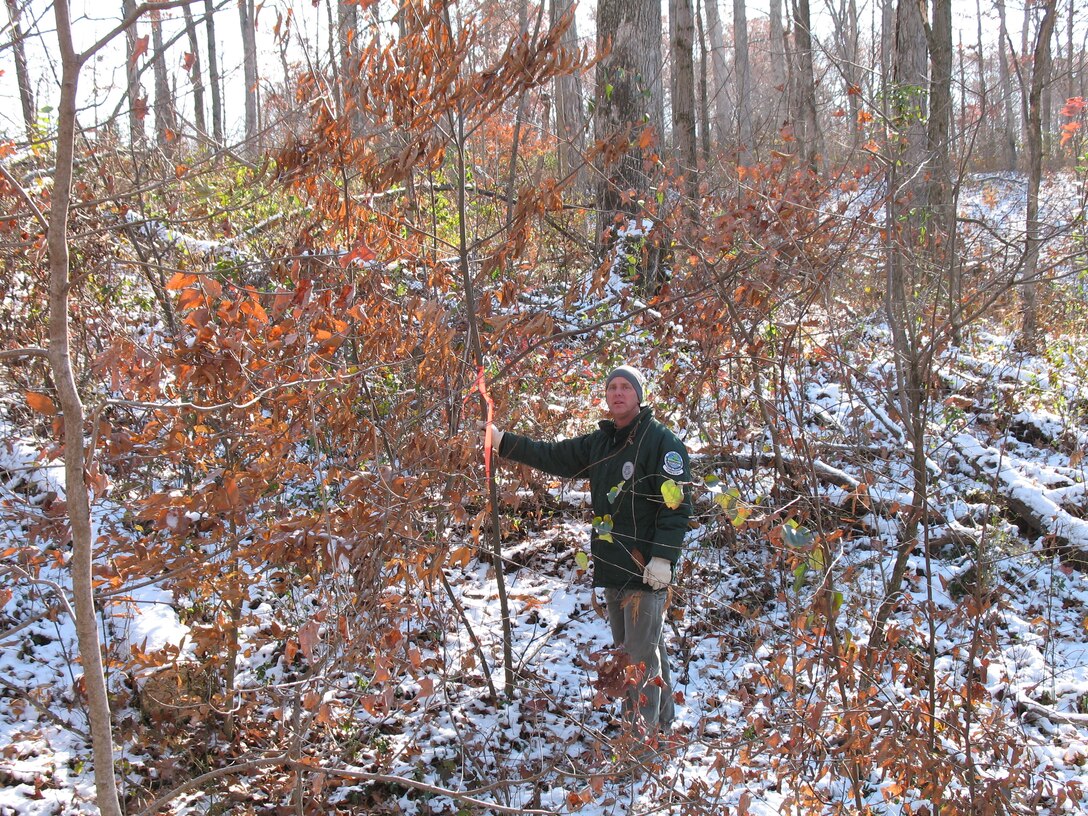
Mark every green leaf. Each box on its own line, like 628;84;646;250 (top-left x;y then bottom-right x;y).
782;521;815;549
575;551;589;570
703;474;721;489
593;514;614;543
831;590;844;614
607;481;625;503
660;479;684;510
792;562;808;592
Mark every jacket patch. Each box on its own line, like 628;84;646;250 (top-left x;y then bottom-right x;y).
663;450;684;476
622;461;635;479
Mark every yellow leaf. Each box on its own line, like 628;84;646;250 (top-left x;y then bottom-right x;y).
661;479;684;509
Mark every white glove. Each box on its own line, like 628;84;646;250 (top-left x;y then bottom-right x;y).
476;420;504;451
643;556;672;590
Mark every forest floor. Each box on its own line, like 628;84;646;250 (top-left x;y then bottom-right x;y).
2;170;1088;815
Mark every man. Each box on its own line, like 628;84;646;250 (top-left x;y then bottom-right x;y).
481;365;692;734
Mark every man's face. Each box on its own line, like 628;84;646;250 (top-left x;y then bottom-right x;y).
605;377;640;425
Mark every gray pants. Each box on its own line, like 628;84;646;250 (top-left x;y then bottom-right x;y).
604;587;674;731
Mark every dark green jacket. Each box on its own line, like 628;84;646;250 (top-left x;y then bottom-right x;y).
497;405;692;590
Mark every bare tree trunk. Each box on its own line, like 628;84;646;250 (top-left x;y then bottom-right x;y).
671;0;699;204
5;0;36;142
790;0;822;172
734;0;753;163
995;0;1019;168
1021;0;1058;351
205;0;224;144
927;0;953;239
151;9;176;154
705;0;731;148
769;0;785;100
829;0;860;151
182;3;206;137
696;0;711;165
881;0;894;93
124;0;145;147
595;0;664;235
871;0;932;652
239;0;259;154
49;3;123;813
976;0;990;160
1043;13;1059;159
551;0;586;189
1068;0;1076;104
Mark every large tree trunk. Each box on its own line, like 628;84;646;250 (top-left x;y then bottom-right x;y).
594;0;663;235
151;9;176;153
124;0;144;147
995;0;1019;168
872;0;931;652
704;0;731;149
1020;0;1057;351
769;0;785;105
733;0;753;163
975;0;991;161
182;3;206;138
671;0;699;206
790;0;821;172
205;0;224;144
829;0;860;150
5;0;36;142
926;0;953;250
1067;0;1076;104
696;0;711;165
551;0;586;189
239;0;259;154
49;4;123;813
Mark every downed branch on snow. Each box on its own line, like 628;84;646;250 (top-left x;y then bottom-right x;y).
704;449;861;491
135;755;559;816
951;432;1088;565
1016;691;1088;726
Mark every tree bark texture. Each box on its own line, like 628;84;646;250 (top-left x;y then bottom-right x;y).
5;0;36;142
789;0;821;171
829;0;860;148
872;0;933;651
926;0;954;252
49;3;123;813
205;0;224;144
704;0;732;149
769;0;785;102
151;9;176;154
670;0;699;202
733;0;753;163
182;3;206;137
124;0;144;147
995;0;1019;168
594;0;664;239
551;0;586;188
239;0;259;153
1020;0;1057;350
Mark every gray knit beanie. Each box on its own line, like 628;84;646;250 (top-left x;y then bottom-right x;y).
605;365;647;404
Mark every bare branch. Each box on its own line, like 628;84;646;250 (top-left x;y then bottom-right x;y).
0;161;47;229
0;347;49;363
79;0;200;66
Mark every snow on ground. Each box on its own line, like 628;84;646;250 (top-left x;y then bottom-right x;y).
10;320;1088;814
4;172;1088;813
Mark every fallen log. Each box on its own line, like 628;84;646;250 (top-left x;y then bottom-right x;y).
950;432;1088;565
